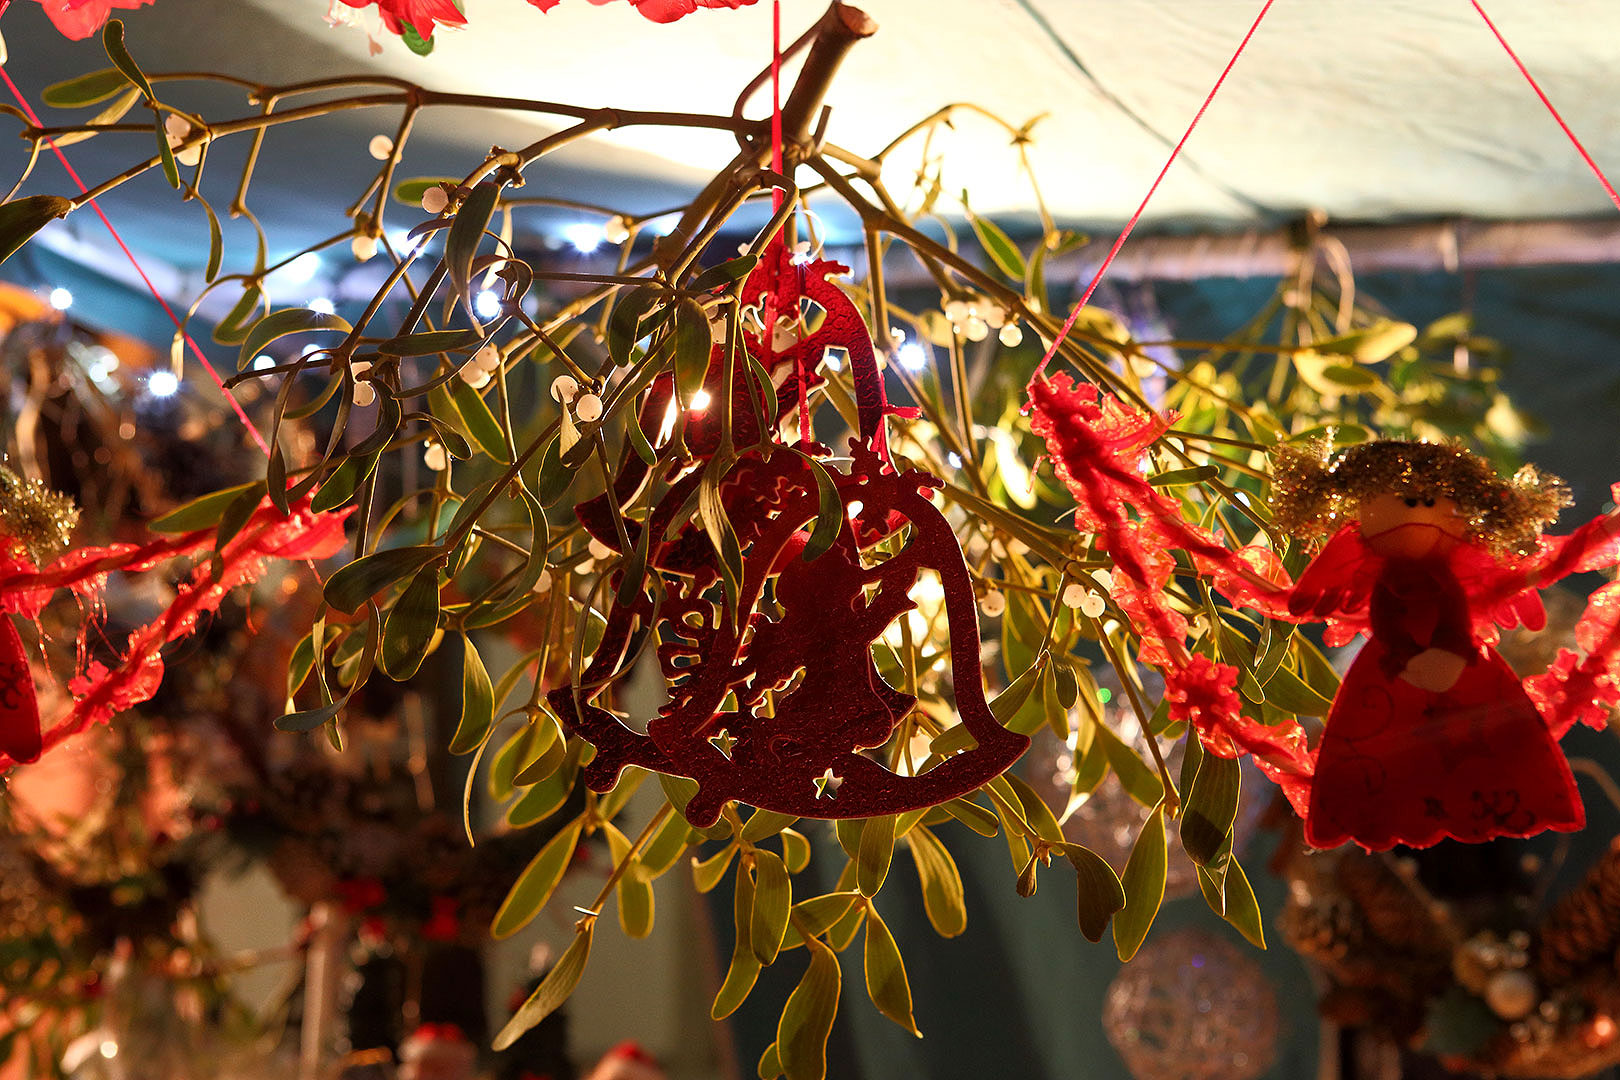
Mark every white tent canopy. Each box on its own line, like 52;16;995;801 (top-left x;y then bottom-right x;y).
9;0;1620;271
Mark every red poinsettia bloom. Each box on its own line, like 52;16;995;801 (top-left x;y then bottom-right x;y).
339;0;466;38
35;0;155;41
526;0;759;23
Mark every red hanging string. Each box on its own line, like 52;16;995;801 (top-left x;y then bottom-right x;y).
771;0;783;209
1030;0;1274;385
768;0;810;445
0;19;272;458
1469;0;1620;214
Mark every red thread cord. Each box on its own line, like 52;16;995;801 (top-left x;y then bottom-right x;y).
765;0;808;443
771;0;783;202
1470;0;1620;214
1032;0;1274;384
0;53;272;457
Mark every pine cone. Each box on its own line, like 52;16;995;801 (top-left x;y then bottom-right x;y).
1538;841;1620;984
1336;854;1443;955
1284;896;1364;963
267;765;352;833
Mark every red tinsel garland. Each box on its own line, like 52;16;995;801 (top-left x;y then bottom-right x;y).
0;498;348;770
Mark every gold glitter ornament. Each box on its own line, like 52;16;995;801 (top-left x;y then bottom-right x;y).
0;465;78;568
1270;439;1568;557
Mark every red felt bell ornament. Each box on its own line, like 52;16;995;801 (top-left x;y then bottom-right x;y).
554;241;1027;827
1268;440;1620;850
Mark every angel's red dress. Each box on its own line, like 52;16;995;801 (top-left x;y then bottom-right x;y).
1287;521;1617;850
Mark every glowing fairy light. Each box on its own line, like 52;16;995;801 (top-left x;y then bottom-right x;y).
564;223;604;253
474;289;501;320
281;251;321;286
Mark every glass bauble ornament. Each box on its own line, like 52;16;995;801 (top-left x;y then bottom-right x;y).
1103;928;1280;1080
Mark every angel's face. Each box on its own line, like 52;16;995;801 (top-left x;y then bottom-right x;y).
1358;491;1466;558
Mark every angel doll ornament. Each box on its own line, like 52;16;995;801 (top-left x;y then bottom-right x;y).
1270;441;1620;851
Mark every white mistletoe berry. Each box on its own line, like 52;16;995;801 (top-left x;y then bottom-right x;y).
550;374;580;403
574;393;603;423
421;186;450;215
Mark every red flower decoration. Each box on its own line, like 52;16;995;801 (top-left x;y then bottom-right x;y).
35;0;155;41
526;0;759;23
1527;580;1620;738
1028;373;1230;665
1164;654;1242;737
338;0;466;38
1167;654;1315;817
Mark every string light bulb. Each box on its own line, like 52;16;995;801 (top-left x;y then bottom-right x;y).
564;223;604;253
281;251;322;286
474;289;501;320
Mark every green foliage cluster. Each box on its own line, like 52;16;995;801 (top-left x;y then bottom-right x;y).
0;15;1541;1076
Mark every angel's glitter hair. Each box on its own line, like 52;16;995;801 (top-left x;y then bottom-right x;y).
1269;439;1569;556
